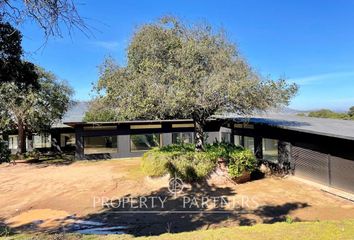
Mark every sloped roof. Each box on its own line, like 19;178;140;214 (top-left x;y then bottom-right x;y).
221;113;354;141
56;102;354;141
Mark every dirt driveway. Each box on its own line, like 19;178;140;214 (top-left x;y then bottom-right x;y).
0;159;353;236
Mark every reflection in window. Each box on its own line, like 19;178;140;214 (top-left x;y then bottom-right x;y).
244;136;254;152
60;133;75;147
33;133;51;148
263;138;278;163
172;132;193;144
130;134;160;152
84;136;117;154
221;132;231;143
8;135;18;150
234;135;242;146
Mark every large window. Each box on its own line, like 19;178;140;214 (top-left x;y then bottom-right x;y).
234;135;243;146
8;135;18;150
233;135;254;152
130;134;161;152
221;132;231;143
84;136;117;154
244;136;255;152
262;138;278;163
172;132;193;144
60;133;75;147
33;133;51;148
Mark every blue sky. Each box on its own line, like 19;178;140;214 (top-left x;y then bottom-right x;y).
20;0;354;111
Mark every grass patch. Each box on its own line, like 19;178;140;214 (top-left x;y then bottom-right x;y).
1;219;354;240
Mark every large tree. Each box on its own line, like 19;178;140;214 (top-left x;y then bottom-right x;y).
86;17;298;150
0;67;73;154
0;20;38;86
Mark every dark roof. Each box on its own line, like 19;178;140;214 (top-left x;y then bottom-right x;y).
63;119;196;127
56;102;354;141
221;113;354;141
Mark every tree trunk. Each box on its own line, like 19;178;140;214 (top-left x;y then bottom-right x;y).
194;119;205;151
17;118;26;155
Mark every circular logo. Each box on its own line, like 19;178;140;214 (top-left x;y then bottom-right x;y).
168;177;184;194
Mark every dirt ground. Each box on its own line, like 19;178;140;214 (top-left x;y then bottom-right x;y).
0;159;353;236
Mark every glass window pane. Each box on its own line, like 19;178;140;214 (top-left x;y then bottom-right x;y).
60;133;76;147
172;132;193;144
263;138;278;163
130;134;160;152
33;133;51;148
221;132;231;143
181;132;193;143
84;136;117;154
244;136;254;152
234;135;242;146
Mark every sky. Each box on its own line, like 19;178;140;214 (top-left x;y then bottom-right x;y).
19;0;354;111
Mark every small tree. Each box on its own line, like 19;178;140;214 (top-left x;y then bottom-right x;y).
0;67;73;154
86;17;298;151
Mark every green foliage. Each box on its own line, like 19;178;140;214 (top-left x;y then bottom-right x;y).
0;140;11;163
308;109;348;119
348;106;354;117
228;149;257;178
86;16;297;123
305;108;354;120
285;215;294;224
86;16;297;151
141;149;170;177
166;151;216;182
0;20;38;87
142;143;256;182
0;67;73;153
0;225;12;237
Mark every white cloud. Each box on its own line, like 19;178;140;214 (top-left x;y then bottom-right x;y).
90;40;120;51
289;71;354;85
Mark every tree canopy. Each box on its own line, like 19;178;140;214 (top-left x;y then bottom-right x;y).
0;67;73;153
0;20;38;86
85;17;298;149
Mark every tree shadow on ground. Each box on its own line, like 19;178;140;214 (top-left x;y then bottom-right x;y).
15;153;75;167
66;181;310;237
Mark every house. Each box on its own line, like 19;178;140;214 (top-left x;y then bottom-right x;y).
3;102;354;194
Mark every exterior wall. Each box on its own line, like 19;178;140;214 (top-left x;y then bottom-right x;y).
5;128;75;154
74;120;226;160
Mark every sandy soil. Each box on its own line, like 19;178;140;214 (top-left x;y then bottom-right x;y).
0;159;353;236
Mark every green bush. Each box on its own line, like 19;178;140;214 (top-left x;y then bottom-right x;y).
167;151;216;182
141;143;257;182
141;149;170;177
228;149;257;178
0;140;11;163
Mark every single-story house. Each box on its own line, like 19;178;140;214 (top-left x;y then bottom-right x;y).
3;102;354;194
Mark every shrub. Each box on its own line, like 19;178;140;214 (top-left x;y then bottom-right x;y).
0;140;11;163
141;148;170;177
167;152;216;182
141;143;257;182
205;141;243;160
228;149;257;178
